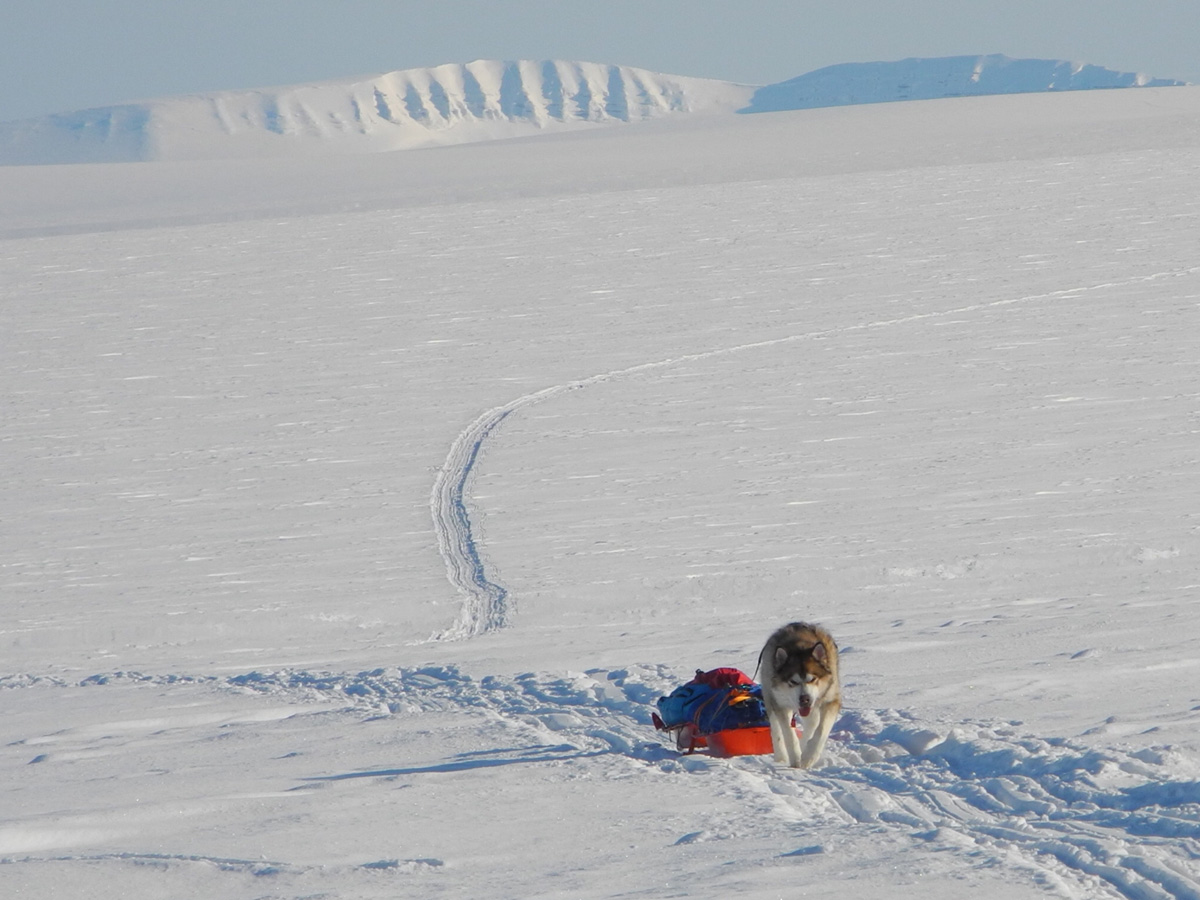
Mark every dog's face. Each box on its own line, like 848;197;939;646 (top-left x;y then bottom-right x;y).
774;640;832;718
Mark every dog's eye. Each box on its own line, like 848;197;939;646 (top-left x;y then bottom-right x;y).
787;674;803;686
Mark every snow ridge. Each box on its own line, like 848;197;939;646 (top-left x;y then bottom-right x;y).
743;54;1188;112
0;60;753;164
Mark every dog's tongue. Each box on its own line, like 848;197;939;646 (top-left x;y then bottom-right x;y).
797;698;812;718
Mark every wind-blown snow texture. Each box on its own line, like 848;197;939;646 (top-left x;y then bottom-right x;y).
3;85;1200;899
743;53;1187;112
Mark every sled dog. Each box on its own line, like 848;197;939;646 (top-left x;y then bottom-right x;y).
758;622;841;769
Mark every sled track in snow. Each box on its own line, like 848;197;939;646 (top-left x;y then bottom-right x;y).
429;265;1200;640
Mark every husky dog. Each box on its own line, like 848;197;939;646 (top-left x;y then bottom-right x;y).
759;622;841;769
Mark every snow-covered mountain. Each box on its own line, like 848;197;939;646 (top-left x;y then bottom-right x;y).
0;60;754;165
0;55;1187;165
743;53;1187;112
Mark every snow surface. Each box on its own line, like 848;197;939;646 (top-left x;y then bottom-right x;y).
3;85;1200;899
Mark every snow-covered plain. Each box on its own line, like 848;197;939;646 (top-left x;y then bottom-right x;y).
3;85;1200;899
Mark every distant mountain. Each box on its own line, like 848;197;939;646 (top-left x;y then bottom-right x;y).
0;55;1187;165
742;54;1187;113
0;60;754;165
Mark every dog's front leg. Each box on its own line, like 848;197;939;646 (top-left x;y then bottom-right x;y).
766;705;789;764
766;700;804;766
799;698;840;769
796;706;819;769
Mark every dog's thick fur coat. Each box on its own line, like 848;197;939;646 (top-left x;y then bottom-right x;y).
758;622;841;768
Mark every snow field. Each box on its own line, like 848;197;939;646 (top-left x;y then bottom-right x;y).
3;89;1200;898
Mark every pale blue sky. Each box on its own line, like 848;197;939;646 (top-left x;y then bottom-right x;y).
2;0;1197;121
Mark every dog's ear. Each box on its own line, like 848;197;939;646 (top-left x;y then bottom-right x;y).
774;647;788;669
812;642;827;663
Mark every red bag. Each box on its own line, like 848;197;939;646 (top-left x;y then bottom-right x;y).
690;667;755;689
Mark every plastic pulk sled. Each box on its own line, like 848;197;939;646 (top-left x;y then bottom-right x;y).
652;667;800;757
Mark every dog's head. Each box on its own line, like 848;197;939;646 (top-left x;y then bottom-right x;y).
774;639;833;718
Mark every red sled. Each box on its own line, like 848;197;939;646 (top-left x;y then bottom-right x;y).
652;717;802;758
652;668;802;758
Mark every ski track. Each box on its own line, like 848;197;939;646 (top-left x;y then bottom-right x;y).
9;666;1198;898
428;263;1200;641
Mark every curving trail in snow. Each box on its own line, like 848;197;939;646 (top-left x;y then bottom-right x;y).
429;264;1200;641
429;403;518;641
